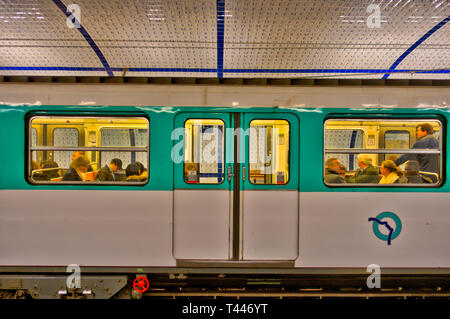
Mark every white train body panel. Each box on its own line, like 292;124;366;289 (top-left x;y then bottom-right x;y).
296;192;450;268
0;190;175;267
242;190;298;260
174;190;231;260
3;189;449;269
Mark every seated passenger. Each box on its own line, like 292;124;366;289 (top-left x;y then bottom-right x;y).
338;163;347;179
62;155;91;181
33;160;60;181
404;160;433;184
125;162;148;182
97;158;123;182
71;151;93;172
32;160;40;171
347;154;380;184
379;160;407;184
324;158;345;184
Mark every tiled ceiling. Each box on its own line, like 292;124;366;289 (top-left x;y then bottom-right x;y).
0;0;448;79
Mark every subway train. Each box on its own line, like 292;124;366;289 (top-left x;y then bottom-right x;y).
1;88;450;298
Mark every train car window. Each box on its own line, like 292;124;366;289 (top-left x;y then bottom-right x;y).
28;116;149;185
249;119;290;185
184;119;225;184
324;119;442;187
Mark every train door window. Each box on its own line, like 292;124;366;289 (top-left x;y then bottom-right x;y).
324;119;443;186
28;116;149;184
249;119;290;185
184;119;225;184
384;130;410;161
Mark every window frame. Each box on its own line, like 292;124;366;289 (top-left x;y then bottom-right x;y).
183;118;226;185
323;118;444;188
27;115;150;186
248;118;291;185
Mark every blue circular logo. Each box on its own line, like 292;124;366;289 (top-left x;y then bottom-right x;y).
368;212;402;245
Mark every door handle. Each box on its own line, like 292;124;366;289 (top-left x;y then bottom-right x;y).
227;165;234;182
242;165;246;181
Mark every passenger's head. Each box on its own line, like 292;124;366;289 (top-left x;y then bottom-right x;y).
380;160;399;177
71;151;86;161
70;155;90;173
357;154;372;169
32;160;40;170
416;123;433;138
41;160;58;169
41;160;59;178
325;157;341;173
109;158;122;172
126;161;145;177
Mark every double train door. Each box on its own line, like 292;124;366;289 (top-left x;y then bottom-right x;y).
173;111;299;262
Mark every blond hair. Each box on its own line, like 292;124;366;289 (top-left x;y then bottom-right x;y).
357;154;372;165
381;160;402;175
70;155;90;170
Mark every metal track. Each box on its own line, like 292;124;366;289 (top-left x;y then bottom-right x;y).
143;287;450;299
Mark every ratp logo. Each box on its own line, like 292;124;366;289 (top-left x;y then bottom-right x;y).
368;212;402;245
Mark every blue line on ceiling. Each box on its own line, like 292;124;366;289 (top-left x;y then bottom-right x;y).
382;15;450;79
51;0;114;77
129;68;217;72
0;66;114;72
0;67;448;74
224;69;450;74
216;0;225;78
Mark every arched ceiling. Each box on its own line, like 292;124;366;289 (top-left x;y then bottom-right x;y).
0;0;448;79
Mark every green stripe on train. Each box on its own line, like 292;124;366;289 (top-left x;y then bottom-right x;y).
0;105;448;192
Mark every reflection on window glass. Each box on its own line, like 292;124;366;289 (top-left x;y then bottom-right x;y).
184;119;225;184
249;119;289;185
324;119;442;186
29;117;149;184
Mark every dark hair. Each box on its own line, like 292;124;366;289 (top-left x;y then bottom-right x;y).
110;158;123;170
417;123;434;135
42;160;58;169
126;162;145;177
40;160;60;179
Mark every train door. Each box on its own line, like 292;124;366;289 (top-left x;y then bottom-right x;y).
173;113;232;260
240;113;299;260
173;111;299;262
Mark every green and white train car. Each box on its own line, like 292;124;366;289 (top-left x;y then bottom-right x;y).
0;101;449;298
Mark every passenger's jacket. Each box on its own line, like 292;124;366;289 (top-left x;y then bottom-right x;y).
126;170;148;182
324;168;345;184
347;164;380;184
97;165;114;181
62;167;82;181
395;134;439;173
